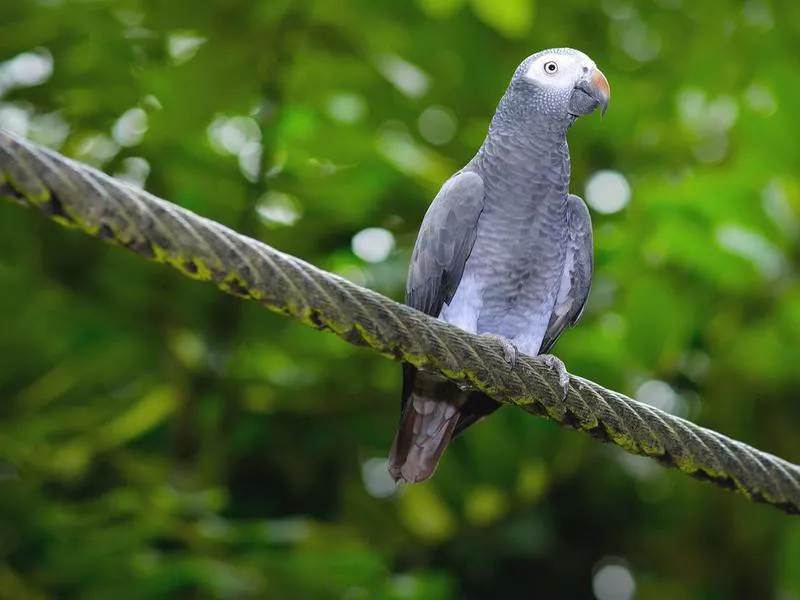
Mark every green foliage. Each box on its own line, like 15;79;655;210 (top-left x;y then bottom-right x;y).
1;0;800;598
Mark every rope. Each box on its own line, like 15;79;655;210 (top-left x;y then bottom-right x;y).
2;129;799;515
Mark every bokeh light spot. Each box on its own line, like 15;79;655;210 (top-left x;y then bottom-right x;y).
167;32;206;65
585;170;631;214
375;55;430;98
418;106;457;145
352;228;395;263
114;157;151;189
361;458;396;499
3;49;53;88
593;560;636;600
327;93;367;124
716;224;786;280
636;379;685;416
207;115;261;156
256;191;302;227
0;104;30;136
112;108;148;147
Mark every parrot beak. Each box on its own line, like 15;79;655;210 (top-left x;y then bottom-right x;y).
569;67;611;117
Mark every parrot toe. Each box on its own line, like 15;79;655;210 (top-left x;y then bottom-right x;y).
537;354;570;401
480;333;519;369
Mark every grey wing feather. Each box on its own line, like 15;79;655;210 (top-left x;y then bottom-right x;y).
405;170;485;317
401;171;484;418
540;193;594;354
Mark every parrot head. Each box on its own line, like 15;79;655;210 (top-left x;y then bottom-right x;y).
511;48;610;119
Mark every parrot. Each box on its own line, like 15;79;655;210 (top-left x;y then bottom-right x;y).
388;48;610;484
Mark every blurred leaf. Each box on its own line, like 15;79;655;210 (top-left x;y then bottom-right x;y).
515;459;549;503
94;385;178;451
0;462;19;483
624;275;692;367
778;523;800;596
464;485;508;526
469;0;534;38
398;484;457;542
415;0;466;20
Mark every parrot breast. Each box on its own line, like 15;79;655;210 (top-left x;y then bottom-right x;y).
439;132;571;356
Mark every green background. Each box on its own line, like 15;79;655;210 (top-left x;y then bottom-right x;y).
2;0;800;598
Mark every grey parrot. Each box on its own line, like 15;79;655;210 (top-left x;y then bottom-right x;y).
388;48;610;484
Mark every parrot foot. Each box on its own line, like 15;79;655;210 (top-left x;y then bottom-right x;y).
480;333;518;369
536;354;570;401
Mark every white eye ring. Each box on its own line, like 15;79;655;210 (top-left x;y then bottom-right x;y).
543;61;559;75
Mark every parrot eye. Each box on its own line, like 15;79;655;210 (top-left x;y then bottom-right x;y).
543;61;559;75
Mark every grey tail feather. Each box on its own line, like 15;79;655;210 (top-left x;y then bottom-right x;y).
388;386;465;484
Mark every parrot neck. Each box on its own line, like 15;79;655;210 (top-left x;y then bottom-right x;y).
491;87;576;138
478;110;572;196
473;88;577;201
487;111;573;140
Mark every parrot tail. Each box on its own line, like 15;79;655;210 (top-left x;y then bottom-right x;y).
388;376;466;484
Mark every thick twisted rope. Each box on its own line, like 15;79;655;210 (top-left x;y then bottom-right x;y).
1;130;799;515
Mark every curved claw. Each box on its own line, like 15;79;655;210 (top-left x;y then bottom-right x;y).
481;333;518;370
537;354;570;401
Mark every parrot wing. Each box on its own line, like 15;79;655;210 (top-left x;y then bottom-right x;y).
540;193;594;354
389;170;485;483
405;170;486;319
